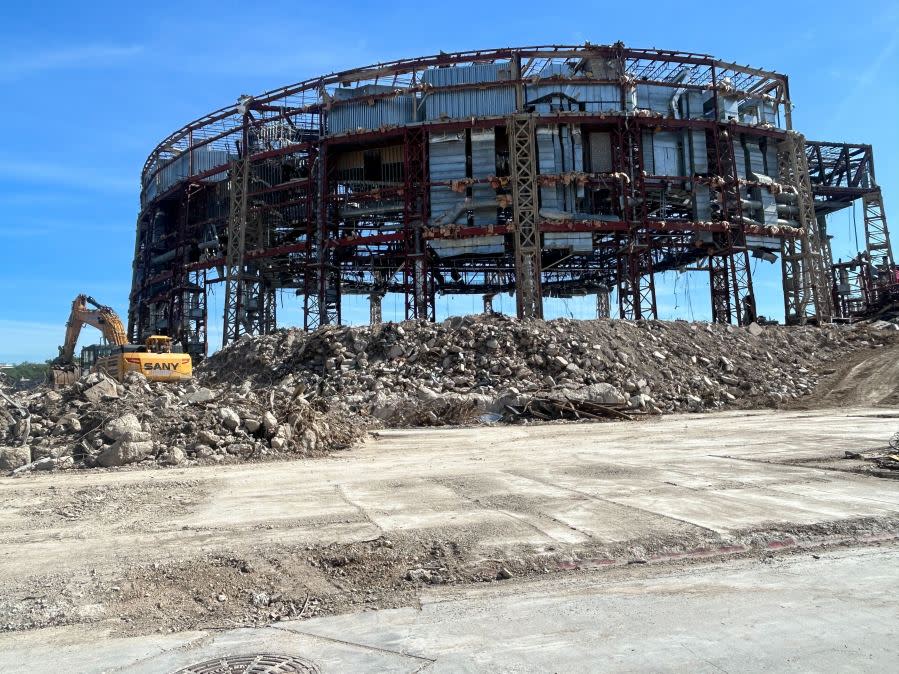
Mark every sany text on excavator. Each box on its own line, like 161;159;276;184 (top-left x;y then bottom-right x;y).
49;294;192;387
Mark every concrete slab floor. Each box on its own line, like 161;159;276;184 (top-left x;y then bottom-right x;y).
1;544;896;673
1;407;896;578
0;407;897;672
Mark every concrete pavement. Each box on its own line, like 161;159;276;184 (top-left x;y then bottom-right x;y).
1;544;896;672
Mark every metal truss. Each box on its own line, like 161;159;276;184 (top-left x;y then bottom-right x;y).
613;116;658;320
617;238;657;320
222;150;250;346
403;126;434;321
706;125;755;325
777;132;834;324
596;290;611;319
863;189;894;269
508;114;543;319
222;122;277;347
308;145;340;329
167;183;209;359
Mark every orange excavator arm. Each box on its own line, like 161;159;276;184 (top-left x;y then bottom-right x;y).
56;294;128;364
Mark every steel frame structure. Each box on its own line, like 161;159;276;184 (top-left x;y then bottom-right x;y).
127;43;894;352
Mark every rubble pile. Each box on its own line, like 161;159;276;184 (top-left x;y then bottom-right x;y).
0;371;364;473
201;315;891;425
2;314;894;473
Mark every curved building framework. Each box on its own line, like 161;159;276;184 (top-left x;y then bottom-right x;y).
129;43;890;359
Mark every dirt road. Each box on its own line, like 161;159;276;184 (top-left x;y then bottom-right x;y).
1;406;897;639
801;343;899;407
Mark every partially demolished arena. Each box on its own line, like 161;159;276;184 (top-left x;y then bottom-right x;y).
129;43;895;359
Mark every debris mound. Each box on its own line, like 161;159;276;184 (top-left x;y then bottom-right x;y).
1;371;364;473
3;315;894;473
201;315;892;425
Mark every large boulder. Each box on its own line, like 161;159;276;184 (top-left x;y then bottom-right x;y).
102;413;142;442
0;446;31;470
582;383;628;406
97;438;154;467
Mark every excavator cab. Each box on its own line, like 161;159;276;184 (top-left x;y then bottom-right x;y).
145;335;173;354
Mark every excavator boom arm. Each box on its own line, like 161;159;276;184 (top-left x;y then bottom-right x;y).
57;294;128;363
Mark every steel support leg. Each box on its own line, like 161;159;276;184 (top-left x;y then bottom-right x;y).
508;115;543;319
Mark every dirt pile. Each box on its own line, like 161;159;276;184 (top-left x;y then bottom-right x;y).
0;371;365;473
201;315;892;425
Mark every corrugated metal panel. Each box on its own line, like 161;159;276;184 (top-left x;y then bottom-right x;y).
157;153;189;195
192;149;232;176
588;132;612;172
636;84;672;114
572;127;584;173
328;96;416;135
545;232;592;253
691;130;708;173
335;150;364;172
429;133;466;220
642;131;655;175
747;142;765;176
423;89;515;120
760;190;779;226
430;235;504;257
683;91;708;120
471;129;496;225
331;84;396;100
148;149;232;200
733;139;746;178
557;125;583;208
719;97;740;121
652;131;681;176
694;186;712;221
422;63;511;86
526;82;621;113
422;62;515;120
537;127;559;210
766;145;779;181
746;234;780;251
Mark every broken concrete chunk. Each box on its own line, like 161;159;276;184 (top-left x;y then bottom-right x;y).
262;411;279;437
102;413;142;442
218;407;241;431
183;387;216;405
160;446;186;466
97;438;155;467
0;445;31;470
83;377;119;405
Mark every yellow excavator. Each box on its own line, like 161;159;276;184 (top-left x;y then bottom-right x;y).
50;294;192;387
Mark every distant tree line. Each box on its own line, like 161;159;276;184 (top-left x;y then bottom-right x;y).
1;361;49;382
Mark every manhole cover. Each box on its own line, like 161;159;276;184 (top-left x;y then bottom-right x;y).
173;653;320;674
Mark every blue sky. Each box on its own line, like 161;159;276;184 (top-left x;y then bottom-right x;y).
0;0;896;362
